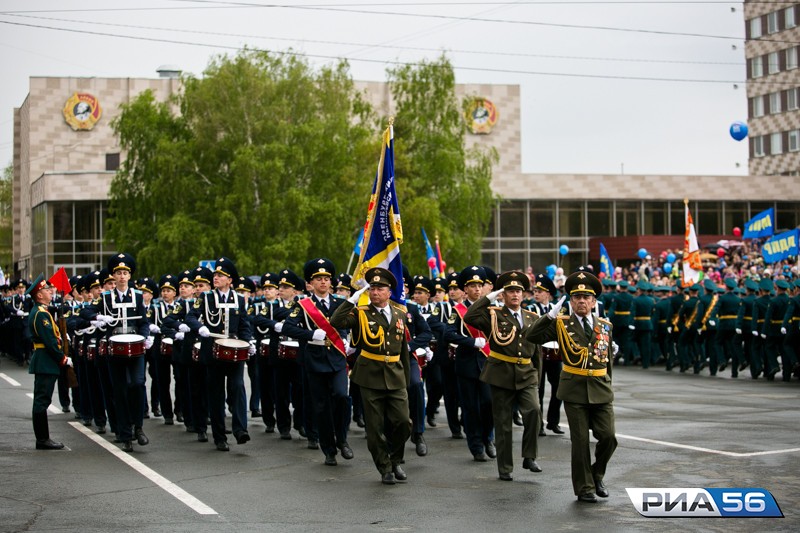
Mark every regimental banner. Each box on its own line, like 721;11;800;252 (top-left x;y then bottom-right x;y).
599;243;613;278
743;208;775;239
62;92;102;131
465;97;498;134
761;228;799;264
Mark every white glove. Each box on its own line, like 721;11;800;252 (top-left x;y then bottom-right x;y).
548;296;566;319
273;321;284;333
97;314;114;324
198;326;210;338
760;333;766;339
424;347;434;362
16;309;25;317
752;330;758;337
348;285;369;304
781;327;787;335
149;323;161;334
312;329;327;341
414;347;426;357
343;339;356;355
487;289;503;302
178;323;190;333
708;320;716;327
175;331;185;341
667;326;672;334
735;328;742;335
473;337;487;349
628;324;635;330
696;328;703;335
612;342;619;355
91;320;104;328
248;343;256;356
144;337;154;350
65;356;73;367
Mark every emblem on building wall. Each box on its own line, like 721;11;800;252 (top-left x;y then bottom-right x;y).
465;97;498;134
62;92;102;131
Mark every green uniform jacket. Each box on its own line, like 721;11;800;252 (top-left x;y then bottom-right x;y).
28;304;66;376
526;314;614;405
653;297;672;333
609;291;633;328
751;294;770;335
763;293;789;337
693;292;719;332
463;295;540;391
632;294;655;331
330;300;410;390
716;291;741;331
782;294;800;331
736;294;755;331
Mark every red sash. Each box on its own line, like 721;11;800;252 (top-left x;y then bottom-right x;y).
298;298;347;358
454;303;490;356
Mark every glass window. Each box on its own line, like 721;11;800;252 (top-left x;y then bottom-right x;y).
500;251;527;272
771;132;783;154
788;47;798;70
644;201;668;234
669;202;685;235
586;201;611;237
529;201;554;237
768;52;780;74
767;11;778;34
485;208;497;238
696;202;721;235
529;252;555;272
105;153;120;171
753;135;765;157
788;89;798;111
615;201;639;236
751;56;763;78
753;95;765;116
50;202;73;241
558;201;585;238
750;17;762;38
770;92;782;114
481;251;498;270
786;7;796;29
725;202;748;233
499;200;526;238
790;130;800;152
776;201;800;232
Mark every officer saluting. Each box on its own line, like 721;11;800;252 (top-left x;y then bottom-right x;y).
330;267;411;485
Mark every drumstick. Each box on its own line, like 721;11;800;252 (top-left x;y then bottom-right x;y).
208;332;229;339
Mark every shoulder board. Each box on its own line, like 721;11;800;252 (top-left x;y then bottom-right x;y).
193;299;202;308
357;305;370;311
598;317;612;327
557;315;569;320
488;306;502;311
285;300;295;309
247;307;254;315
171;306;182;314
522;309;538;317
432;306;440;316
447;313;457;324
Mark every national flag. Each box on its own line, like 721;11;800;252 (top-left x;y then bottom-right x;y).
421;228;439;277
353;227;365;256
435;233;446;275
599;243;613;278
49;266;72;294
761;229;799;264
682;200;702;284
352;123;405;305
742;208;775;239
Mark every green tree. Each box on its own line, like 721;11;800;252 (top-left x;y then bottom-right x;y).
109;50;377;277
387;54;497;277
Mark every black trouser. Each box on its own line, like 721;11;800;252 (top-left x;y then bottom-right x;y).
189;362;209;434
424;361;444;419
274;359;304;434
156;354;175;420
349;381;363;422
408;357;425;435
440;359;461;435
247;356;260;412
207;359;247;444
306;369;349;456
173;359;192;428
108;355;145;442
85;359;108;427
301;366;318;441
95;354;117;434
257;354;276;427
145;348;159;413
716;329;740;376
456;374;493;456
538;359;562;429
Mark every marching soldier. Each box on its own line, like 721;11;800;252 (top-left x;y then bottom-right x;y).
608;281;633;364
254;272;281;433
9;279;33;367
236;276;262;419
150;274;179;424
736;279;759;377
411;276;446;433
464;270;542;481
763;279;790;381
782;279;800;379
715;278;742;377
631;281;656;368
693;279;721;375
138;277;161;418
751;279;773;379
676;284;702;373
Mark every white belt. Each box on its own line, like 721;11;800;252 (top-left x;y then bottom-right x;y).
308;339;327;346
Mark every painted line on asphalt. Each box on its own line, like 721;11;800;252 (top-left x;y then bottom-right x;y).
0;372;21;386
69;422;218;515
25;392;62;414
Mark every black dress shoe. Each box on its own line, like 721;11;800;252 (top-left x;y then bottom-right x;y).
355;416;366;428
280;431;292;440
135;428;149;446
392;465;407;482
324;453;338;466
473;452;488;462
224;428;232;435
152;408;162;417
414;434;428;456
216;441;230;451
251;410;262;418
595;479;609;498
538;428;546;437
298;427;308;438
426;414;437;427
265;424;275;433
546;424;565;435
485;441;497;459
36;439;64;450
143;412;150;419
164;418;174;426
185;426;196;433
499;472;513;481
197;431;208;442
122;441;134;452
451;432;464;439
339;443;354;460
381;472;396;485
235;431;250;445
113;435;122;443
307;439;319;450
61;407;71;413
523;458;542;472
578;492;598;503
82;419;92;427
95;425;107;435
176;413;184;423
512;411;523;426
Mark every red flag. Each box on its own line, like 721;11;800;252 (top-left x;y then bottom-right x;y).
49;267;72;294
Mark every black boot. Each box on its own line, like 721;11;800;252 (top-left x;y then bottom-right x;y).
33;411;64;450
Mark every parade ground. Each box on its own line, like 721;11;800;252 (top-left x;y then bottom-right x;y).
1;362;798;533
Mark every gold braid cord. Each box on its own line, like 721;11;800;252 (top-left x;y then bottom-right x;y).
489;308;516;347
556;318;589;368
699;294;718;331
357;309;385;348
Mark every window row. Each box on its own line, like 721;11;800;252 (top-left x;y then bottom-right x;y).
748;46;798;79
750;87;800;116
750;129;800;157
747;5;797;39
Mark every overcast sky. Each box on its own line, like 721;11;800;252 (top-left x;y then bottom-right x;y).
0;0;749;176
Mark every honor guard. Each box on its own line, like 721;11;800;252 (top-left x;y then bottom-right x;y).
715;278;743;377
781;279;800;379
751;278;774;378
608;281;633;364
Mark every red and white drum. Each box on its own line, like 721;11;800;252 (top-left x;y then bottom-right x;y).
192;341;201;362
109;334;146;357
541;341;561;362
98;338;108;357
212;338;250;362
278;340;299;360
258;338;271;358
160;337;174;357
86;339;98;362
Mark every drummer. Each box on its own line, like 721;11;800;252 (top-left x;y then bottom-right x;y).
185;257;254;452
532;273;565;437
81;253;152;452
151;274;179;425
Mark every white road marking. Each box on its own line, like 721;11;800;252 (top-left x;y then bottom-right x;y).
69;422;218;515
25;392;62;414
0;373;21;386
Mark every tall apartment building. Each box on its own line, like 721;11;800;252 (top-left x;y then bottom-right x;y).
745;1;800;175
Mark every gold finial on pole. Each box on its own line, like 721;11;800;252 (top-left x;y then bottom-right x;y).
683;198;689;205
388;116;395;126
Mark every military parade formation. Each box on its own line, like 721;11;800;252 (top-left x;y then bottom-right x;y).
2;250;800;503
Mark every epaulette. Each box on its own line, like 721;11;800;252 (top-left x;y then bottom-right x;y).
522;309;538;317
598;316;612;327
247;307;254;315
357;305;370;311
557;315;569;320
93;297;101;304
289;307;300;318
488;306;502;311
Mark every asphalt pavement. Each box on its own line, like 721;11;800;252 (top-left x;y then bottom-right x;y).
1;359;798;532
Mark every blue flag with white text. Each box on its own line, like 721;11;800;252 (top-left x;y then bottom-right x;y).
743;208;775;239
761;229;799;264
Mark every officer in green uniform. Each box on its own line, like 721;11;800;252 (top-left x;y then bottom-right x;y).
652;287;673;368
782;279;800;379
631;281;655;368
330;267;411;485
464;270;542;481
715;278;742;377
608;281;633;364
28;274;72;450
751;279;774;379
526;269;616;503
693;279;721;375
677;284;702;373
763;279;790;381
736;279;759;378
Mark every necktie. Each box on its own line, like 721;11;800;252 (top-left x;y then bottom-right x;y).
583;317;593;339
383;309;391;323
513;312;522;329
321;299;329;312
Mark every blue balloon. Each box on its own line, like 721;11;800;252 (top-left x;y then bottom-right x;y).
663;263;673;274
666;253;676;264
637;248;648;259
730;121;748;141
546;264;557;278
559;244;569;256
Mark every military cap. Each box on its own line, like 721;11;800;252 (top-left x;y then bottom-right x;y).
759;278;774;292
15;278;29;289
194;266;213;285
68;275;81;291
25;273;47;296
724;278;738;290
617;280;629;289
447;271;460;289
627;285;637;293
533;273;557;298
402;265;413;289
178;269;195;286
99;268;113;285
675;279;683;289
364;267;397;290
496;270;530;292
671;285;678;293
689;283;701;291
72;275;87;293
136;277;157;294
214;257;238;280
261;272;280;289
775;279;791;290
744;278;759;292
277;269;303;289
304;258;335;282
85;271;101;290
703;278;717;292
602;278;613;287
482;266;498;286
565;270;602;296
433;276;447;293
735;287;745;295
236;276;256;293
108;252;136;274
336;273;352;290
159;274;178;292
413;275;434;294
636;280;649;291
457;265;486;290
